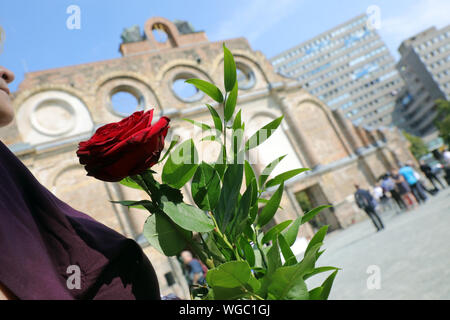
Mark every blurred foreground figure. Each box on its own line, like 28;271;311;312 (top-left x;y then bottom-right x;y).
0;66;160;300
354;184;385;232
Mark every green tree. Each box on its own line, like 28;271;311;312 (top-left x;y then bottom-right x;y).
435;99;450;146
403;131;428;160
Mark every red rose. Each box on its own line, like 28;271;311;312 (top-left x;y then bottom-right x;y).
77;109;170;182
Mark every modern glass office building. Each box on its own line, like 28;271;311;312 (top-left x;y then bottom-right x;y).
394;25;450;139
270;14;404;128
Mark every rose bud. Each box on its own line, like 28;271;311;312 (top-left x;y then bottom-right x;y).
77;109;170;182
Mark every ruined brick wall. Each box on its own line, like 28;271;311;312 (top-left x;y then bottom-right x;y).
3;16;416;297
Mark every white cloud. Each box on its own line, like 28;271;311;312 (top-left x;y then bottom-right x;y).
380;0;450;54
210;0;302;43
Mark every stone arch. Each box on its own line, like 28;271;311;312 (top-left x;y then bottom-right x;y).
50;162;131;235
13;85;90;115
211;50;271;90
155;60;213;83
93;71;154;95
293;98;350;165
144;17;181;49
95;74;161;122
15;88;94;145
158;63;216;108
246;111;304;176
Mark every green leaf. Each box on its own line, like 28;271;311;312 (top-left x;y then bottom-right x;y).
243;162;258;208
161;201;214;232
215;164;243;232
223;43;237;92
191;162;221;211
110;200;155;212
201;135;219;142
182;118;211;131
209;286;248;300
318;270;338;300
283;205;331;246
238;237;256;267
304;266;340;280
159;136;180;164
301;205;332;225
204;233;227;264
206;261;251;288
231;117;245;163
249;203;259;224
265;168;310;188
305;225;328;257
261;220;292;244
143;212;191;256
243;223;255;241
232;109;242;131
267;267;309;300
308;287;323;300
206;104;223;132
265;244;322;300
245;116;284;151
257;182;284;227
259;155;286;188
214;145;227;180
278;233;297;266
258;238;281;297
257;198;284;209
244;160;257;188
185;79;223;103
266;238;282;273
119;177;144;191
225;81;238;121
230;180;254;239
161;139;198;189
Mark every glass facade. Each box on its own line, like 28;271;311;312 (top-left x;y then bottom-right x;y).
270;14;404;128
395;25;450;138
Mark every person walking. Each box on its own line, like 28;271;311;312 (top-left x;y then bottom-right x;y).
399;162;428;204
373;183;392;212
0;65;161;300
442;149;450;185
381;173;406;212
391;170;417;209
354;184;385;232
419;160;445;191
180;251;206;289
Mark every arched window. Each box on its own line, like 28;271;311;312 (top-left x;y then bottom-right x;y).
109;85;145;117
171;73;204;102
236;63;256;90
247;114;303;177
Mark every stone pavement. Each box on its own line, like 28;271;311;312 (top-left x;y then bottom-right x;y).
305;187;450;299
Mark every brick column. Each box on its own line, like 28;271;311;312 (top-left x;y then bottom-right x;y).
354;125;371;147
332;109;364;154
273;94;321;169
365;128;377;146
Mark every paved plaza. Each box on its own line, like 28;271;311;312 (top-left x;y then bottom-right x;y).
305;187;450;299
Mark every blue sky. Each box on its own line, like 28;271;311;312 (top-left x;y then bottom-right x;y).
1;0;449;92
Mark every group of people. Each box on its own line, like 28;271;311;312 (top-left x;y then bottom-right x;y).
355;156;449;232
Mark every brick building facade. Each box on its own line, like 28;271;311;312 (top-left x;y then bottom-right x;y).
1;17;415;298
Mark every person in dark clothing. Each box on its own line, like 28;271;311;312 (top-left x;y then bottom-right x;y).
381;174;406;211
391;170;416;209
354;184;385;232
180;251;206;288
419;160;445;191
0;65;161;300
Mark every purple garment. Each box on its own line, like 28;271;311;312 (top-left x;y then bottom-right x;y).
0;140;160;300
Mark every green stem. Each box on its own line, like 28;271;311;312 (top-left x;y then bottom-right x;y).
223;92;228;163
211;213;239;260
254;228;268;269
187;238;215;269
